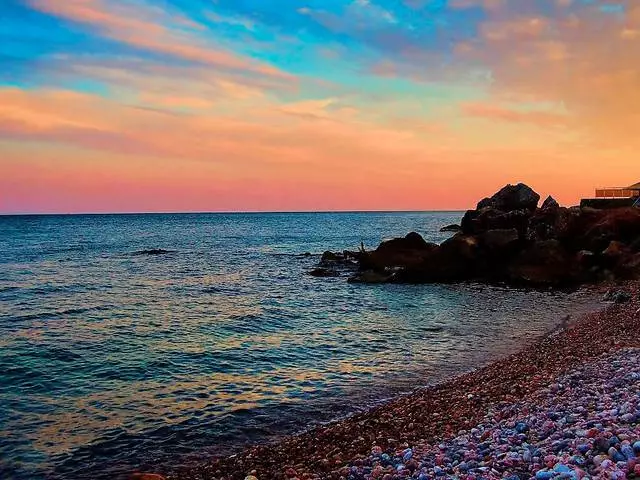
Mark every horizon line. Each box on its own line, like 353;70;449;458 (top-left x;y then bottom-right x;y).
0;209;467;217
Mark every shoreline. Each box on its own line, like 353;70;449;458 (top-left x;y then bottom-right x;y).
159;281;640;480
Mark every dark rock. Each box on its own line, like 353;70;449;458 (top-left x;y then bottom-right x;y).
397;235;481;283
440;224;462;233
347;270;393;284
134;249;172;255
309;268;339;278
603;289;632;303
463;207;531;237
350;185;640;287
508;240;578;285
476;197;494;210
576;250;596;266
321;251;343;263
360;233;437;271
377;232;432;252
479;228;520;252
582;208;640;252
476;183;541;212
603;240;630;258
541;195;560;210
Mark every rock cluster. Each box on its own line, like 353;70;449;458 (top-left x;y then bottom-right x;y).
353;183;640;286
309;250;361;278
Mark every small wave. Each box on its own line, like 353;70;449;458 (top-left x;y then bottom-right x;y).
0;285;20;294
10;305;114;322
268;252;319;258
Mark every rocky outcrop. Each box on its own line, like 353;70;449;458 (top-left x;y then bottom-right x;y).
307;250;361;278
347;183;640;286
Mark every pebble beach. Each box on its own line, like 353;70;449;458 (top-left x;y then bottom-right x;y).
161;282;640;480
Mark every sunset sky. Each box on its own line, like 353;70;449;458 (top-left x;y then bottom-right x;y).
1;0;639;213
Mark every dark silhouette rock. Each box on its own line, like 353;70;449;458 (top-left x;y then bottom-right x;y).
348;270;393;284
334;183;640;287
583;208;640;252
603;240;630;259
576;250;596;267
309;268;340;278
360;232;437;271
377;232;432;252
463;207;530;237
476;197;494;210
476;183;540;212
541;195;560;210
321;251;342;263
440;224;462;233
479;228;520;252
398;235;481;283
508;240;578;285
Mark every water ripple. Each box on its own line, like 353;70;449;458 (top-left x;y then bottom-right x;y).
0;212;598;480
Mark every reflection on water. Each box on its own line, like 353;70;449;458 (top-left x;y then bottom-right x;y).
0;212;597;479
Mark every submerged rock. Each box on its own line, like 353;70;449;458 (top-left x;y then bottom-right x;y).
439;224;462;233
347;270;393;284
133;249;173;256
309;267;340;278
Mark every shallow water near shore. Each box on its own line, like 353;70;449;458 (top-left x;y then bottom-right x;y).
0;212;599;479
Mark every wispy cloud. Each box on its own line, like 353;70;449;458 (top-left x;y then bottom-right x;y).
26;0;294;81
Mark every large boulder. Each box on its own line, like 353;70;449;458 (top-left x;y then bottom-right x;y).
479;228;520;252
360;232;437;271
508;239;580;285
376;232;433;252
582;208;640;252
541;195;560;211
309;267;340;278
462;207;531;237
476;183;541;212
397;234;481;283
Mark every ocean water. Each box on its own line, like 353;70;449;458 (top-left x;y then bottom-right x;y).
0;212;597;479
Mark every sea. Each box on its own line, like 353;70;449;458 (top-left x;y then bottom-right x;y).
0;212;598;479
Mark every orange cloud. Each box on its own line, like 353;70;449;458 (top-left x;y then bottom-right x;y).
455;1;640;148
1;84;635;213
461;102;569;128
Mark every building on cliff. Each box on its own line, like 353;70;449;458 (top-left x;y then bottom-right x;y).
581;182;640;208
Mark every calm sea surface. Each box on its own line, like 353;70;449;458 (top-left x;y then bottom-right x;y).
0;212;597;479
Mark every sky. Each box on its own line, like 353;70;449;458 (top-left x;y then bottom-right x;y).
1;0;639;213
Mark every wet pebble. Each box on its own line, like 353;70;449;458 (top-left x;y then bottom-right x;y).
346;348;640;480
